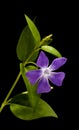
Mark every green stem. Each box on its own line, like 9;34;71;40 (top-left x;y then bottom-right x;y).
25;61;38;67
24;48;40;66
0;72;21;112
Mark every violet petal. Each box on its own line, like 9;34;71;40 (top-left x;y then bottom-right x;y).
37;77;51;94
36;51;49;68
49;57;67;71
26;70;41;85
49;72;65;86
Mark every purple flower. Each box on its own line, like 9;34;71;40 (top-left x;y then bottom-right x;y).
26;51;67;94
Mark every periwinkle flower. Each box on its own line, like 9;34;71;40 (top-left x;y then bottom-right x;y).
26;51;67;94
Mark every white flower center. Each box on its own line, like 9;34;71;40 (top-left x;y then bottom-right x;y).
41;67;51;78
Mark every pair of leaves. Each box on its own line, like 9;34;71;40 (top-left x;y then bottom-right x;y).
16;14;62;63
10;92;58;120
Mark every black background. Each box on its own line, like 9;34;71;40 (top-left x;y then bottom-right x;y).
0;0;78;129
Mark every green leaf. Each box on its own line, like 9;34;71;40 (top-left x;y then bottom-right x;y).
10;92;58;120
41;45;62;57
25;14;41;43
16;26;37;61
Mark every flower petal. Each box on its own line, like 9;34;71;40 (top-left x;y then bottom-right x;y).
49;72;65;86
26;70;41;85
37;78;51;94
49;57;67;71
36;51;49;68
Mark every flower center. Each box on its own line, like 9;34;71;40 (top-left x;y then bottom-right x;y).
44;69;50;75
41;67;51;78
